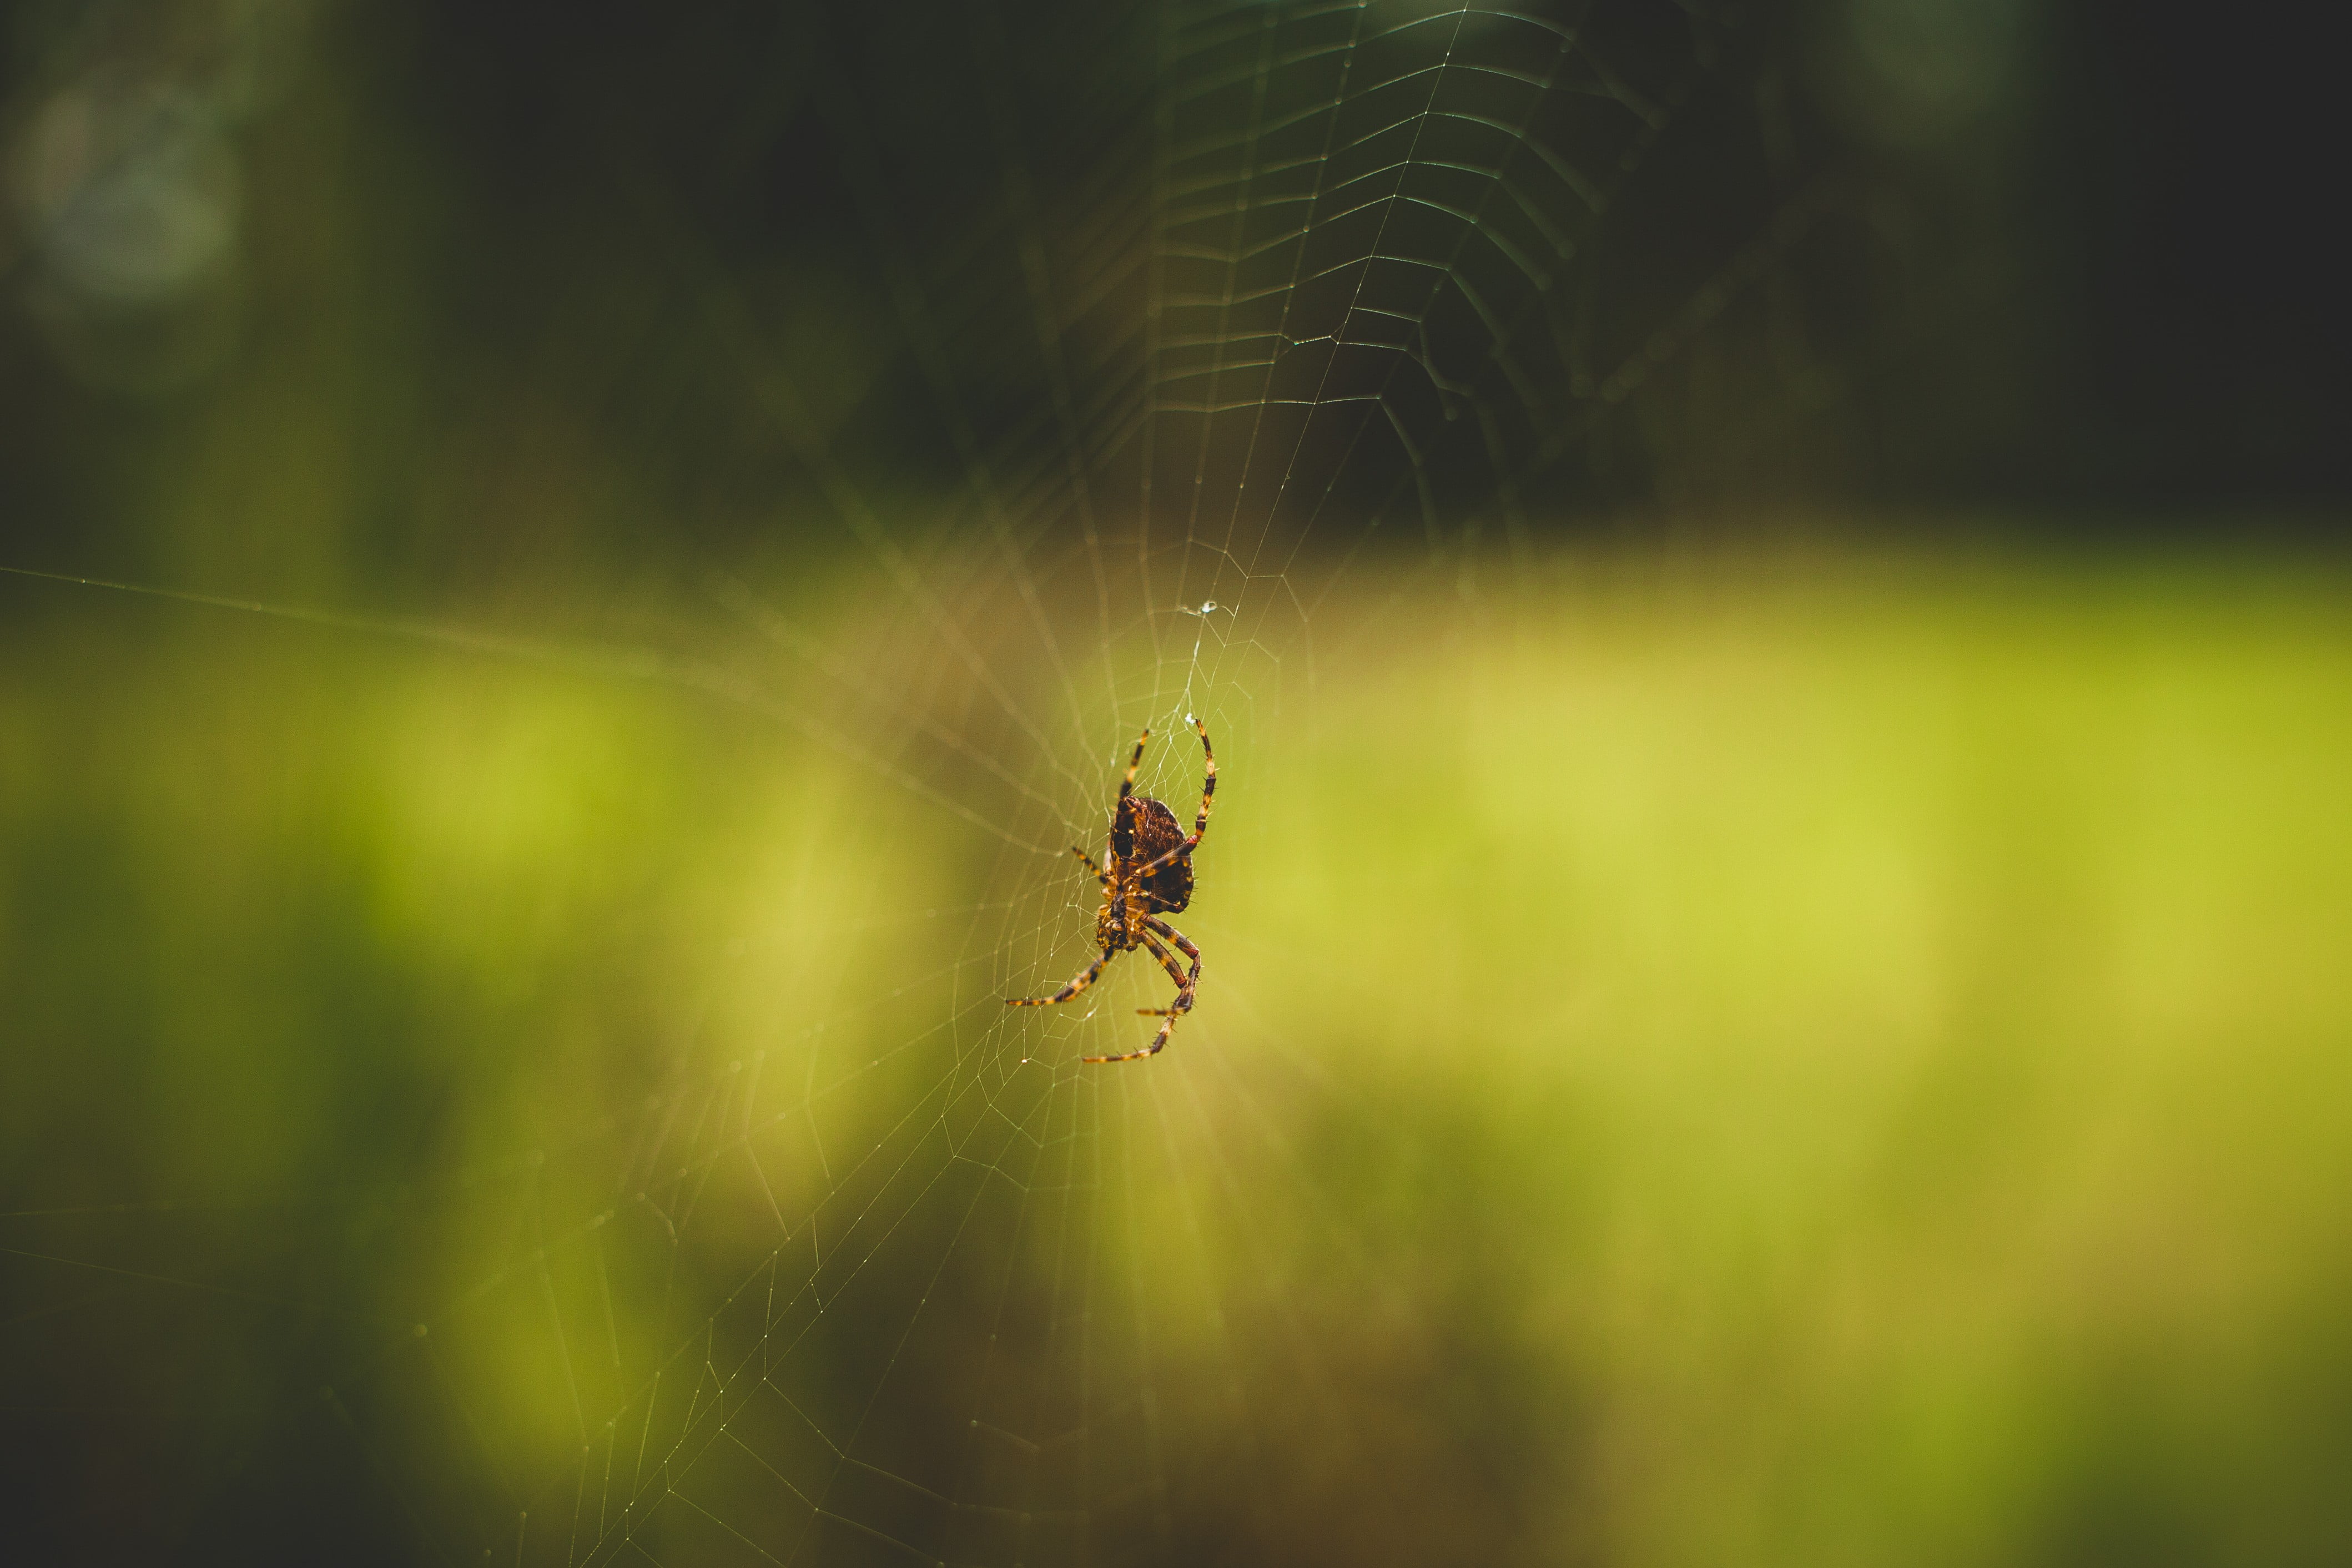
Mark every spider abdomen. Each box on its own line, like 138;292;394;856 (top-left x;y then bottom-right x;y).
1116;795;1195;912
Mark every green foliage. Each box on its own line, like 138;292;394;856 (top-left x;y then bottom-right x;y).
5;556;2348;1564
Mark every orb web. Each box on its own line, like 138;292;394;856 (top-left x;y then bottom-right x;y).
0;3;1881;1563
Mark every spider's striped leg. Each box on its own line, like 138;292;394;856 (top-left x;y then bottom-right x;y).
1134;835;1196;879
1130;926;1198;1017
1133;721;1215;880
1144;918;1200;980
1082;1003;1171;1062
1086;922;1200;1063
1070;845;1107;888
1188;717;1215;840
1116;729;1151;803
1007;950;1112;1008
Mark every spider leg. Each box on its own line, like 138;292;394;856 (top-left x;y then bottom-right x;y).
1131;720;1215;880
1129;928;1197;1015
1132;835;1196;879
1144;916;1200;977
1116;729;1151;803
1085;921;1200;1063
1188;717;1215;839
1006;949;1114;1008
1070;845;1107;887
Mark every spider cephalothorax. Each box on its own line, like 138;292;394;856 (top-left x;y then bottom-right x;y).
1008;718;1215;1062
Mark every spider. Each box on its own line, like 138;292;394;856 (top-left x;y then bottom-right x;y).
1008;718;1215;1062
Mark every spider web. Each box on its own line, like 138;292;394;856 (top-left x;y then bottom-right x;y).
3;2;1898;1563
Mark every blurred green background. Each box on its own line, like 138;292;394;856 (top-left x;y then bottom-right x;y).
4;2;2349;1565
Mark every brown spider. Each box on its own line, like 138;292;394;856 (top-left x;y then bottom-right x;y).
1008;718;1215;1062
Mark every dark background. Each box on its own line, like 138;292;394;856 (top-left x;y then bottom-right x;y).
1;0;2344;605
2042;0;2349;510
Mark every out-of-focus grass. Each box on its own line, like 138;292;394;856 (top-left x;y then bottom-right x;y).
1197;557;2352;1566
0;605;971;1557
3;553;2349;1565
